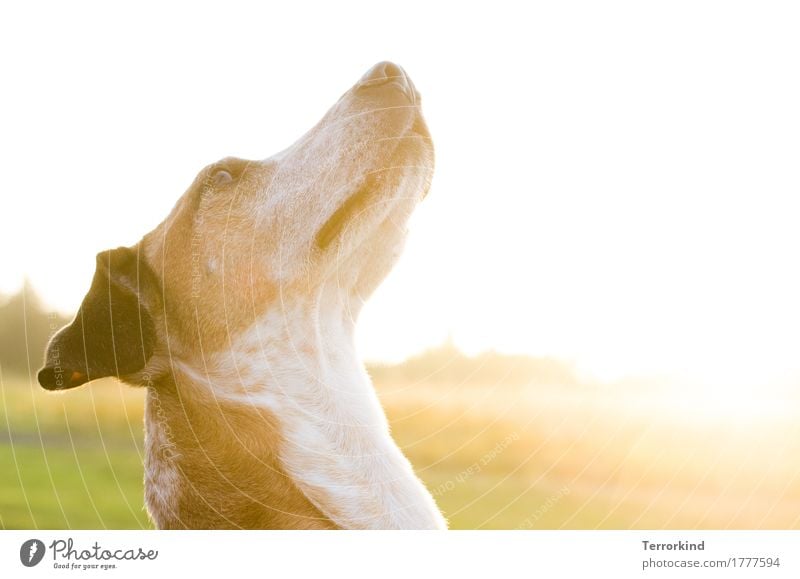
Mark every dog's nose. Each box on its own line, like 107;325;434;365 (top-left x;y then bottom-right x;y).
358;61;417;103
360;61;403;83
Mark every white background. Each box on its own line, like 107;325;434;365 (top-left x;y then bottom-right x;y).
1;1;799;388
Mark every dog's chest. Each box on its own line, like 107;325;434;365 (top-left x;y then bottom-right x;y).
141;384;338;529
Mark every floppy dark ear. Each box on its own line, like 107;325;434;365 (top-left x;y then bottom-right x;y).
38;246;158;390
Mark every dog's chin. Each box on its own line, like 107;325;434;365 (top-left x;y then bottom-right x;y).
314;174;423;261
314;146;431;255
314;172;380;251
330;220;409;300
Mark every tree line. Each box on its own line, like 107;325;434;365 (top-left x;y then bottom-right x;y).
0;282;70;377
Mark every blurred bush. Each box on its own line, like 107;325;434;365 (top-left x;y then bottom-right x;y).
368;337;580;387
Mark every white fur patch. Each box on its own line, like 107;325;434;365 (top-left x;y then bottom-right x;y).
180;289;446;529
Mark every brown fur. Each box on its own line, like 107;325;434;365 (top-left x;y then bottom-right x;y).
145;371;336;529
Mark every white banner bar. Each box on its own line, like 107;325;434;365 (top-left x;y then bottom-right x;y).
1;530;797;578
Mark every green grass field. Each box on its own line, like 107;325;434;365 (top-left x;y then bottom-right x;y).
0;375;151;529
2;371;800;529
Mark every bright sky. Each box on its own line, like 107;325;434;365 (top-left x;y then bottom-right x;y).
1;2;799;388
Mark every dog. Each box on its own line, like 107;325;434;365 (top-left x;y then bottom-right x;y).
38;61;447;529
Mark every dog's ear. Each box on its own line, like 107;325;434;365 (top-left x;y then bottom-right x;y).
37;246;159;390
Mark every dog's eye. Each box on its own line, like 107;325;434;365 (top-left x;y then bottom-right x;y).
212;169;234;186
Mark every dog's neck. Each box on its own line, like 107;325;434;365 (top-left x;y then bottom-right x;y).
144;287;446;529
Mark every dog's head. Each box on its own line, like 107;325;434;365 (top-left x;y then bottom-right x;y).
38;62;433;390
